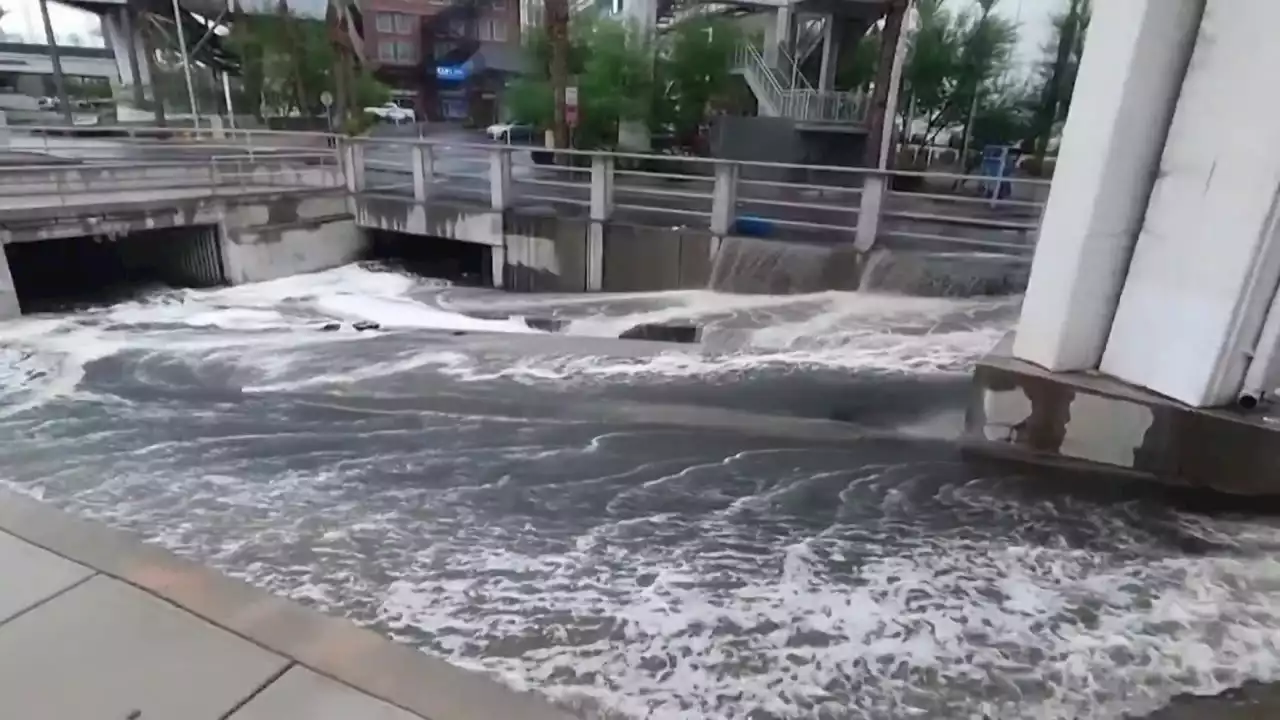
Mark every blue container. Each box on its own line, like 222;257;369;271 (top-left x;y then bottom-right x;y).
734;215;774;238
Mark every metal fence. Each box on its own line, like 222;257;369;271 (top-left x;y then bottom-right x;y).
0;125;1048;256
0;125;344;203
350;133;1048;257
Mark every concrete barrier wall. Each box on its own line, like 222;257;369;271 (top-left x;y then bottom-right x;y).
0;247;17;320
503;213;589;292
0;166;221;196
602;224;716;291
220;194;367;285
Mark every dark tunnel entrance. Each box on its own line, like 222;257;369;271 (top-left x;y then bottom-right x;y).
366;230;492;286
4;226;226;313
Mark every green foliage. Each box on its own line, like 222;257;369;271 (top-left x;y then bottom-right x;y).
897;0;1018;147
508;13;738;152
223;9;336;118
1029;0;1090;155
660;17;741;146
576;18;655;149
837;26;879;91
354;71;391;109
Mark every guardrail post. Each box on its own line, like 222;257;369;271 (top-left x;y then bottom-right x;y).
411;144;428;201
855;173;885;251
0;111;9;151
343;141;364;193
590;155;613;221
586;154;613;292
489;146;511;211
710;162;739;236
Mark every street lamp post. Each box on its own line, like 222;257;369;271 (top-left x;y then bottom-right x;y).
170;0;200;128
37;0;73;124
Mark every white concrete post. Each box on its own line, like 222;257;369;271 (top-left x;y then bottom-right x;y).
1012;0;1205;373
772;7;793;67
854;174;885;251
411;144;428;201
818;14;836;92
587;154;612;292
343;142;365;193
590;155;614;221
489;147;512;211
1099;0;1280;407
710;162;739;236
0;111;9;151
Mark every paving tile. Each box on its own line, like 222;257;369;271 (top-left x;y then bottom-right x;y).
0;530;93;624
0;575;288;720
231;666;424;720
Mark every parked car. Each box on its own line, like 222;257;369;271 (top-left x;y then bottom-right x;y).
486;122;536;143
364;102;414;124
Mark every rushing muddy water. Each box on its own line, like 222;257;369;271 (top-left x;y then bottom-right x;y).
2;264;1280;719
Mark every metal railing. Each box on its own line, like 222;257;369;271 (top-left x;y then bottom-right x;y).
0;125;346;203
734;43;868;124
0;124;1048;256
347;133;1049;257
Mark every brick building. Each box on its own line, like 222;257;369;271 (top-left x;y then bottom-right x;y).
363;0;523;123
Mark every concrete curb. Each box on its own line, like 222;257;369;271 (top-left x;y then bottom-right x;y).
0;486;575;720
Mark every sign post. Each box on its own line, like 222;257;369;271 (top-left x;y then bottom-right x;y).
320;91;334;132
565;85;579;129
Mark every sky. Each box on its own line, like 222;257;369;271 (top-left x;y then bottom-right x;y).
0;0;1062;61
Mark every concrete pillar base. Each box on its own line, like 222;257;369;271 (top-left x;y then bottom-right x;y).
0;246;18;320
964;334;1280;496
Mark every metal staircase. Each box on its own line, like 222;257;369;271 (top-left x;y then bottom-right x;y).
734;41;866;124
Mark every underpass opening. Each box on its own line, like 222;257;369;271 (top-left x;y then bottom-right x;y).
367;229;492;286
3;226;226;313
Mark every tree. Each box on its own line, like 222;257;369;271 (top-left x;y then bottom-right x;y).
509;15;656;151
893;0;1016;157
863;0;909;166
223;9;344;118
1030;0;1089;160
660;17;740;150
545;0;571;149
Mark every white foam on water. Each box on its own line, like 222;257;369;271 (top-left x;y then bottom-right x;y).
372;508;1280;720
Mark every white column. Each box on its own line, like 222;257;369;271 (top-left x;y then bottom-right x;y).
1011;0;1205;372
817;15;836;92
489;148;511;211
1099;0;1280;407
710;162;739;236
102;11;151;95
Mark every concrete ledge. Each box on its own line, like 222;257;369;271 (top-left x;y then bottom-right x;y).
963;338;1280;495
0;487;574;720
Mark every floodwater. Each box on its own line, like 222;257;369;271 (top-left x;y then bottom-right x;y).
2;264;1279;719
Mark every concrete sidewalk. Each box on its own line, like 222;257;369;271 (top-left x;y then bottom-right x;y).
0;488;572;720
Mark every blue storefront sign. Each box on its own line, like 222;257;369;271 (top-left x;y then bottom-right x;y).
436;65;470;81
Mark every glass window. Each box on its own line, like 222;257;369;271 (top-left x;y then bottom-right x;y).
490;19;506;41
396;40;416;61
394;13;414;33
449;18;468;37
378;40;397;60
376;12;394;32
489;0;505;9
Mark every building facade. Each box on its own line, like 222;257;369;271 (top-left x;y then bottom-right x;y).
363;0;522;123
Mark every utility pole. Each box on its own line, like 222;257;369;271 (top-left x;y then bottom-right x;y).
170;0;200;127
545;0;570;149
37;0;73;124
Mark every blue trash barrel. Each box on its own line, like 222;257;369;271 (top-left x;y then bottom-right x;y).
734;215;774;238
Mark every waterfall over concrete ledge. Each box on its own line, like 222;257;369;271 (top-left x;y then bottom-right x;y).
708;236;1030;297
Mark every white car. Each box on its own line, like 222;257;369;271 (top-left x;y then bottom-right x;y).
485;122;535;143
364;102;414;124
